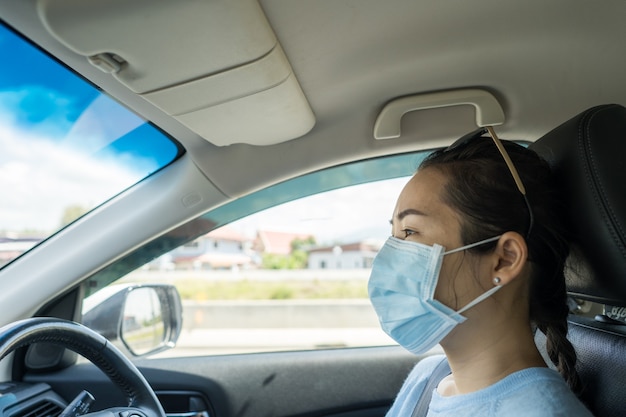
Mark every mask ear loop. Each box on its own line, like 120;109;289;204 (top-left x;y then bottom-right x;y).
456;285;502;315
442;235;501;255
442;235;503;315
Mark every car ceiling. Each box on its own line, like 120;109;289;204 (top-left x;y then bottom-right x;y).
1;0;625;196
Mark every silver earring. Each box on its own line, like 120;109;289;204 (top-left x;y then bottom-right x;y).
493;277;502;285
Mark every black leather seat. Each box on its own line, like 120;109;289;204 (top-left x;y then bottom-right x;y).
530;104;626;417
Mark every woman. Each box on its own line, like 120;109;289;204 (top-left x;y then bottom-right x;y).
368;127;593;416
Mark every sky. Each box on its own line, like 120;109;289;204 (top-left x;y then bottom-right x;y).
0;87;178;233
0;109;136;232
227;177;410;245
0;23;180;233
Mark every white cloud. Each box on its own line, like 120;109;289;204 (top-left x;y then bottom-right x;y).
0;109;138;232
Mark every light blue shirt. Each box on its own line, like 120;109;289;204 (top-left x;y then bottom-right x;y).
386;355;594;417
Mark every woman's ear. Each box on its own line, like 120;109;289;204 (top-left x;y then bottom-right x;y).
491;231;528;285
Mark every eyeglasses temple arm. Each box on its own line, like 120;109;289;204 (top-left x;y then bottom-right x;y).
486;126;527;195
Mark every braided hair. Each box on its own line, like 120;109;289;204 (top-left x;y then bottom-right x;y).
419;135;582;393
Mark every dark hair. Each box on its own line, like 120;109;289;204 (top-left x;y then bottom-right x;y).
420;136;581;393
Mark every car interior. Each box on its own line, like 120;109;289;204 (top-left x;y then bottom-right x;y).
0;1;625;417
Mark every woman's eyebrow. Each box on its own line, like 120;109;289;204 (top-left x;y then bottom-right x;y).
396;208;428;220
389;208;429;226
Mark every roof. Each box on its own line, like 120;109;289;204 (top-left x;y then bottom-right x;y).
255;230;315;255
205;226;247;243
308;240;382;254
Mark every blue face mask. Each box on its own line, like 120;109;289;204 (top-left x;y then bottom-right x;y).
368;235;502;355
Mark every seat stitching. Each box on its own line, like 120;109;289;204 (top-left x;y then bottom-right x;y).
580;105;626;258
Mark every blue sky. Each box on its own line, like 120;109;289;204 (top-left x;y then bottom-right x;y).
0;23;180;232
0;24;178;166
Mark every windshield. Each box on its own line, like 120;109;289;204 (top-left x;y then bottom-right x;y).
0;22;182;269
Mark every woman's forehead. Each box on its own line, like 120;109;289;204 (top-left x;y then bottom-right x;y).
394;169;448;214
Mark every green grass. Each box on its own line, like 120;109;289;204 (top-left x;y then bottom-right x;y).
172;279;369;301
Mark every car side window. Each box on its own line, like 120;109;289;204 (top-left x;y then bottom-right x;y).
85;177;409;357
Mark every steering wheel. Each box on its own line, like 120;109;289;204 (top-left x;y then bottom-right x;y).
0;317;166;417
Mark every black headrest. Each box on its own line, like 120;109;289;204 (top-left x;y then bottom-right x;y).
530;104;626;306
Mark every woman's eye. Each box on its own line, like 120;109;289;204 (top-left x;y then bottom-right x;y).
401;229;417;238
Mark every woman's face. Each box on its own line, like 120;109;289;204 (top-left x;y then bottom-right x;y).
391;167;493;312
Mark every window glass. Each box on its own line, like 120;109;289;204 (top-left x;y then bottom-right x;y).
123;177;411;356
81;150;431;357
80;151;430;357
0;22;182;269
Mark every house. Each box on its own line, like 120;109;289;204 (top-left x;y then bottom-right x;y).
307;239;382;269
253;229;315;255
168;226;253;270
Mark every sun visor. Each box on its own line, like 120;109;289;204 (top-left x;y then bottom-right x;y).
143;45;315;147
37;0;315;146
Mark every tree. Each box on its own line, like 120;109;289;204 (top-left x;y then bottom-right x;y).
261;236;316;269
60;204;90;227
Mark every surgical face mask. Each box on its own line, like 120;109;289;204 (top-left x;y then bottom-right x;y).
368;235;502;355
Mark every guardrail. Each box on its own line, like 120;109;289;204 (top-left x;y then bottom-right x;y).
182;299;379;329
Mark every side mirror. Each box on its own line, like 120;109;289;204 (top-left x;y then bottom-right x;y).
82;284;182;357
